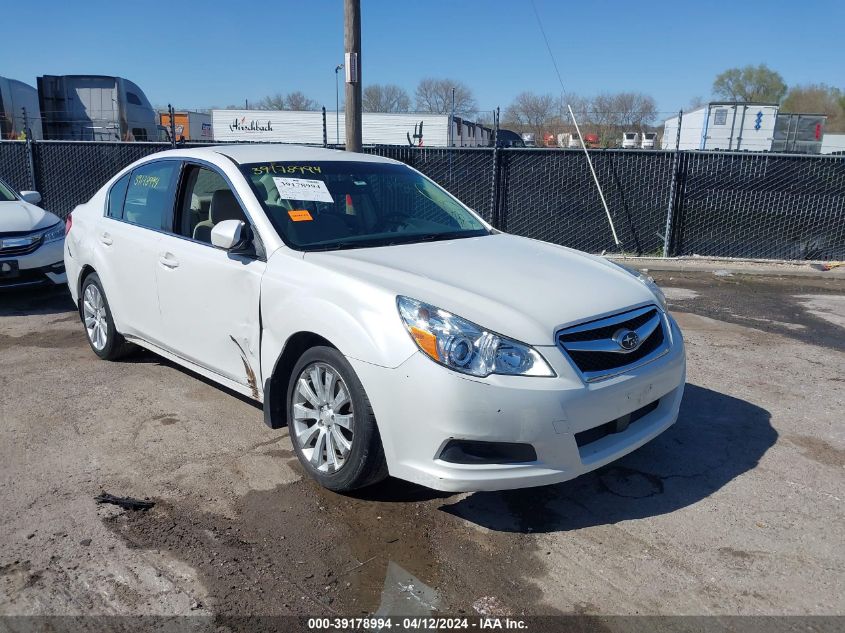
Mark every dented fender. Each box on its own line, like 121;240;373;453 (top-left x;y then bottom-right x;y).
258;251;418;387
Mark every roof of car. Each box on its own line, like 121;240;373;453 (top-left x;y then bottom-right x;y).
160;144;403;166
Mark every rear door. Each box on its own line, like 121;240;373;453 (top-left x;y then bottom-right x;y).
154;162;264;395
94;160;180;346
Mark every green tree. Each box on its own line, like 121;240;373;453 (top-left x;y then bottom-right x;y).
782;84;845;132
712;64;787;103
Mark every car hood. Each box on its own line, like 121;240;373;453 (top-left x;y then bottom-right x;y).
0;200;60;232
304;233;658;345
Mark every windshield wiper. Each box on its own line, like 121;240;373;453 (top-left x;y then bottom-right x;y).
409;231;473;243
304;231;486;252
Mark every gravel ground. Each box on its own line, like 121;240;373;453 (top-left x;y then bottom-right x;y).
0;272;843;627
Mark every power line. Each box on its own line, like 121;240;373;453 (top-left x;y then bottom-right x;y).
530;0;567;99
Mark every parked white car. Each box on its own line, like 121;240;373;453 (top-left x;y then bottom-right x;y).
621;132;639;149
64;145;685;492
0;177;66;288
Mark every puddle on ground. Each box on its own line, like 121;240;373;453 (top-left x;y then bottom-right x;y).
104;474;551;618
662;287;699;301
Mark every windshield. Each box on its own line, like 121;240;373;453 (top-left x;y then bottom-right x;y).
0;179;17;202
241;161;490;251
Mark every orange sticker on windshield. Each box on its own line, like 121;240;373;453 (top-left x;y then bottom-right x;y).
288;209;313;222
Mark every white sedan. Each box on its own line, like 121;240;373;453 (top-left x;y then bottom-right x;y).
0;177;67;288
64;145;685;492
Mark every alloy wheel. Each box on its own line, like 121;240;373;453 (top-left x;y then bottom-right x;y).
82;284;108;351
291;362;354;473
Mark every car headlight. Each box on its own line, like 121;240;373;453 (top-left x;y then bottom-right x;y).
610;261;667;311
397;296;555;378
41;222;65;243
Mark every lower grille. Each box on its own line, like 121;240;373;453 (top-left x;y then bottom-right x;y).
557;305;669;382
0;267;50;287
575;399;660;448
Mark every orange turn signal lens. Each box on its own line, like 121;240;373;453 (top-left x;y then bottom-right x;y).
409;326;439;361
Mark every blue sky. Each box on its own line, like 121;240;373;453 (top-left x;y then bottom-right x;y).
2;0;843;116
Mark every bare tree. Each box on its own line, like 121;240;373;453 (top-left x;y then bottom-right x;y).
362;84;411;113
415;78;477;117
255;91;318;111
687;96;706;110
255;94;285;110
610;92;658;127
713;64;787;103
283;91;319;111
503;92;558;140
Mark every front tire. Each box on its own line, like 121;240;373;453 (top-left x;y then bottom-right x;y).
80;273;134;360
287;346;388;492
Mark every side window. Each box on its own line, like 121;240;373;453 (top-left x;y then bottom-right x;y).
126;92;143;106
107;173;130;219
176;165;247;244
123;161;179;231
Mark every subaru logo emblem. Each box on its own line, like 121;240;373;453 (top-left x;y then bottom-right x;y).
613;328;640;351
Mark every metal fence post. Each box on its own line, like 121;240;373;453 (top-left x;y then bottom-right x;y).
489;145;500;228
167;104;177;148
22;107;37;191
322;107;328;148
488;108;499;226
662;110;683;257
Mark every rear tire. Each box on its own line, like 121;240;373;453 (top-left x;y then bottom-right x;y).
287;346;388;492
80;273;135;360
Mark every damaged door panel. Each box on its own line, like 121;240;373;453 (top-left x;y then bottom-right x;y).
154;235;264;394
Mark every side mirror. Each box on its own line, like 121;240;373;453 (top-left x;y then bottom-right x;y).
20;191;42;205
210;219;248;251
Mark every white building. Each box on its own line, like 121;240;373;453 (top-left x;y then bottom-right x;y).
211;110;491;147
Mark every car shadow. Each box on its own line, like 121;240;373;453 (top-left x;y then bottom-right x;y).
0;285;75;317
439;383;776;533
123;348;264;411
347;476;454;503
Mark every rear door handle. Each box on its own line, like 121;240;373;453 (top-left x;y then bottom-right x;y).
158;253;179;269
99;232;113;246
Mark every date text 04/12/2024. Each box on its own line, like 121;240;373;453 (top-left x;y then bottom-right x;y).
306;617;529;630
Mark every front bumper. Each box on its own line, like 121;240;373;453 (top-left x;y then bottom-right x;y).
349;314;686;492
0;239;66;288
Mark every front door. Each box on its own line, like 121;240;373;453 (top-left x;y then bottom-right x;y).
154;163;264;396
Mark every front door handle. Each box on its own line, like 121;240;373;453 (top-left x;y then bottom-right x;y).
99;232;113;246
158;253;179;269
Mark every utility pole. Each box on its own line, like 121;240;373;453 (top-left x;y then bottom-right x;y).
344;0;362;152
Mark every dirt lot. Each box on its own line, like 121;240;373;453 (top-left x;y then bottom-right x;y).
1;272;843;626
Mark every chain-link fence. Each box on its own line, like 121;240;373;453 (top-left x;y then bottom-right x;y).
0;141;34;192
673;152;845;260
1;140;843;260
31;141;169;217
499;149;675;256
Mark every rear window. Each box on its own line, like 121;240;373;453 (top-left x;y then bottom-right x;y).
123;162;179;230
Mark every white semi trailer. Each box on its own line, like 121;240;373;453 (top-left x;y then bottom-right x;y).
212;110;491;147
662;102;779;151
